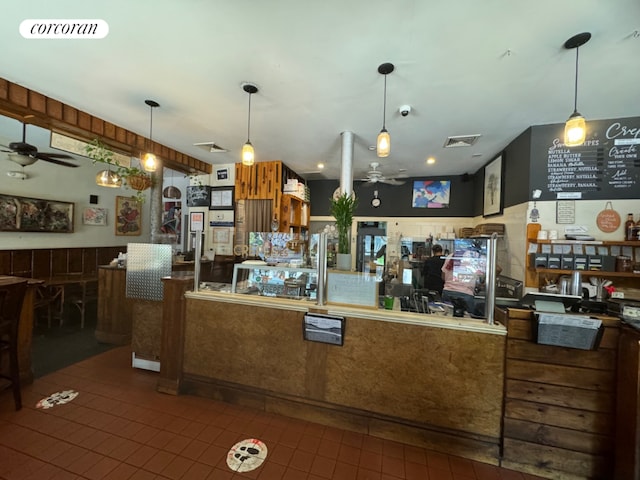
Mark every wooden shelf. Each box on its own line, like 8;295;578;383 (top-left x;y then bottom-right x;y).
535;268;639;278
526;236;640;288
279;194;309;235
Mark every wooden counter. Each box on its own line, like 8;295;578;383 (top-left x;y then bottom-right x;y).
160;288;507;464
499;307;620;479
616;323;640;480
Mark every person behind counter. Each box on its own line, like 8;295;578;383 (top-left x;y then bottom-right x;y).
422;244;445;295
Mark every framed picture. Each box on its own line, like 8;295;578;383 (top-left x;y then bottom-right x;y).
216;168;229;181
186;185;210;207
412;180;450;208
213;227;230;244
83;207;107;226
209;186;235;210
190;211;205;231
483;154;503;217
115;196;142;236
0;194;74;233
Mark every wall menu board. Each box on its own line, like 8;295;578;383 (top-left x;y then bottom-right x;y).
531;116;640;200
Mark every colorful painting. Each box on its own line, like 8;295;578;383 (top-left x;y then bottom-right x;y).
115;196;142;236
83;207;107;226
412;180;451;208
0;194;73;232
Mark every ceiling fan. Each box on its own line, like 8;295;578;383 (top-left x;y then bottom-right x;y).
0;123;78;168
358;162;405;185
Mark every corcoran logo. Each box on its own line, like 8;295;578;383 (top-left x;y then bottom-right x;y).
20;19;109;39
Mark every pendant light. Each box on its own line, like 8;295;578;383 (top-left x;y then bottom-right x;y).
142;99;160;172
376;62;394;158
563;32;591;147
95;168;122;188
241;83;258;166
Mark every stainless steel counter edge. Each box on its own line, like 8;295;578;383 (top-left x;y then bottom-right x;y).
185;291;507;335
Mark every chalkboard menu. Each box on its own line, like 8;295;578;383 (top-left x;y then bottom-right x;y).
531;116;640;200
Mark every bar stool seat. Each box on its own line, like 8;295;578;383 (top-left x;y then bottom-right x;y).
0;279;28;410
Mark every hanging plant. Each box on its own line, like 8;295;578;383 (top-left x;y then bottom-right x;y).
85;139;153;203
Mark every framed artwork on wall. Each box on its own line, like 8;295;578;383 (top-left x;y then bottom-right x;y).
83;207;107;226
483;154;503;217
0;194;74;233
412;180;451;208
115;196;142;236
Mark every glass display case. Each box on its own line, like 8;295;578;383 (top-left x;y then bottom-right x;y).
231;263;318;300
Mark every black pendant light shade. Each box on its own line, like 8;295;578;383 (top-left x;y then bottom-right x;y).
242;83;258;166
564;32;590;147
377;62;394;158
143;99;160;172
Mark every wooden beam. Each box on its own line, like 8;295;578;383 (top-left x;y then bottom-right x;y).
0;77;211;175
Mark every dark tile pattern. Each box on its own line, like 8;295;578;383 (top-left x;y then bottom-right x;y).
0;346;546;479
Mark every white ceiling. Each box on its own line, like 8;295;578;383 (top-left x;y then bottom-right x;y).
1;0;639;182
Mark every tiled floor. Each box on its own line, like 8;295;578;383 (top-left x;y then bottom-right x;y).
0;347;545;480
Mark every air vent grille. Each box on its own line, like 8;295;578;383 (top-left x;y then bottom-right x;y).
443;134;481;148
193;142;228;153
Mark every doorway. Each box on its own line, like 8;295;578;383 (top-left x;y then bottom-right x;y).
356;221;387;280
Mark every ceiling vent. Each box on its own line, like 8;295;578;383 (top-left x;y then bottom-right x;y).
443;134;481;148
193;141;228;153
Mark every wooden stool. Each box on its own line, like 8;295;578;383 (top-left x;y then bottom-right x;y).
0;279;28;410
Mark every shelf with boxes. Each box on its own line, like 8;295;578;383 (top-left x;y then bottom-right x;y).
526;239;640;287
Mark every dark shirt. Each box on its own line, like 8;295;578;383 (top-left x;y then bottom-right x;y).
422;255;445;294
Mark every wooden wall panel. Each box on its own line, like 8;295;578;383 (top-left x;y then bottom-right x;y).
0;246;126;279
32;250;51;278
11;250;32;277
0;251;10;275
51;250;68;275
67;249;84;273
502;308;618;479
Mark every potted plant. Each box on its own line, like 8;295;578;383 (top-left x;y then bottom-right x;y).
85;139;153;203
330;191;358;270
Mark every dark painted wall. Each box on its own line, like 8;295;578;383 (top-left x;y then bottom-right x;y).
309;174;478;217
504;127;532;208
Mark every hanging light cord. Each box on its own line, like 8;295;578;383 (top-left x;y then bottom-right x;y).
246;92;252;141
572;47;580;113
382;74;387;129
149;105;154;143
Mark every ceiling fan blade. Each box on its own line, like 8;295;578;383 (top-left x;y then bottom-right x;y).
39;152;74;159
36;153;79;167
381;178;405;185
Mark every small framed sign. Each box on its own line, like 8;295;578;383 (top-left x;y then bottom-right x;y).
303;313;345;346
209;186;235;210
189;211;205;231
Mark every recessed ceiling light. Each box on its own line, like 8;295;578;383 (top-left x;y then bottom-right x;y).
317;162;325;169
426;157;436;164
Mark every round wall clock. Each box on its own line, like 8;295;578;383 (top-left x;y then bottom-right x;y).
371;197;381;208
